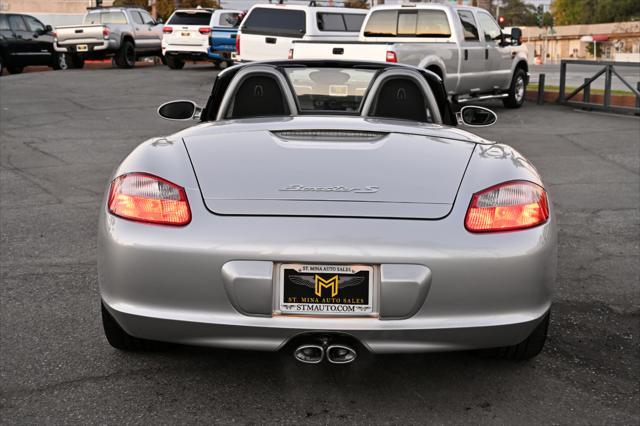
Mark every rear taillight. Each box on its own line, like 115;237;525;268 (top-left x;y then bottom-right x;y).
198;27;211;34
386;51;397;63
163;26;173;34
108;173;191;226
288;48;293;60
235;33;240;54
465;181;549;233
102;27;110;38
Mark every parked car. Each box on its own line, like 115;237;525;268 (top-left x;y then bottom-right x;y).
53;7;163;69
99;60;555;364
234;4;367;62
162;8;243;69
292;4;529;108
0;12;68;74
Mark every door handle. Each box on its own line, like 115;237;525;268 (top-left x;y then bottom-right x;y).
511;51;517;58
464;49;468;60
485;48;489;60
265;37;276;44
333;47;344;55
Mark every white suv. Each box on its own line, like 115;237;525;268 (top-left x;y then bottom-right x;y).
235;4;367;62
162;8;243;69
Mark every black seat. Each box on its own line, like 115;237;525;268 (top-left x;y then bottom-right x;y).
371;78;429;122
230;75;289;118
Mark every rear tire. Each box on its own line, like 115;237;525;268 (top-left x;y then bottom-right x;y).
480;311;550;360
114;40;135;69
101;302;165;351
166;56;185;70
52;53;69;70
503;68;527;108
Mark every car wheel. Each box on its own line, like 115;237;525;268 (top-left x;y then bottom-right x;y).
480;310;550;361
101;302;166;351
71;54;85;69
115;40;135;69
218;60;229;70
52;53;69;70
7;65;24;74
166;56;185;70
503;68;527;109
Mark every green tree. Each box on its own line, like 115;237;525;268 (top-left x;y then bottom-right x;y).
552;0;640;25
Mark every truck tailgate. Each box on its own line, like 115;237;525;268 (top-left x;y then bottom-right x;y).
292;41;392;62
55;25;104;45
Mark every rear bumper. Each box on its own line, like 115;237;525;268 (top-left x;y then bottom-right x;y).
99;182;557;353
54;39;115;53
104;301;550;353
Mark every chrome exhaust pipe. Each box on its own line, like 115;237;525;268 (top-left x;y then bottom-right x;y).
326;345;357;364
294;344;324;364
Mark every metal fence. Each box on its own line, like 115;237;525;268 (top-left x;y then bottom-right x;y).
556;59;640;115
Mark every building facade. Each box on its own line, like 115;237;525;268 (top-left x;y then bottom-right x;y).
523;21;640;63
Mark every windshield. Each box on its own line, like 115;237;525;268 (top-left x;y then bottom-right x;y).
284;67;377;114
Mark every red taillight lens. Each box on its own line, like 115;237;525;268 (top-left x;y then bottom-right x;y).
288;48;293;60
108;173;191;226
386;51;397;63
235;33;240;54
163;26;173;34
465;181;549;233
198;27;211;34
102;27;110;38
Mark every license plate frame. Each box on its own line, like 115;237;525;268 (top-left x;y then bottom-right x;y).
76;44;88;52
276;263;376;316
181;32;191;37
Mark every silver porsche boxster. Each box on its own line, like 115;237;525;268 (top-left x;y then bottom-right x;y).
99;60;556;363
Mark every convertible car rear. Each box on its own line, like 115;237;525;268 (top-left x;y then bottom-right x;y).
99;61;556;363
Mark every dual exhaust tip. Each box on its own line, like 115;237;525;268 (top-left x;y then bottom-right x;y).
294;344;357;364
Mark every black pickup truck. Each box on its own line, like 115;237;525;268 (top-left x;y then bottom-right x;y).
0;13;69;75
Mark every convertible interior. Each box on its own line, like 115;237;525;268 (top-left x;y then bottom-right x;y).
205;61;454;125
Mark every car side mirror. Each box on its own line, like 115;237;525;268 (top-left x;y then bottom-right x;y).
456;106;497;127
157;100;202;121
510;27;522;46
44;24;53;33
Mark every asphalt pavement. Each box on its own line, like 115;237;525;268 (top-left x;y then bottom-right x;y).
1;64;639;424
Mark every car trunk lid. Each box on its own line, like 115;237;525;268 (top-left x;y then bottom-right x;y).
184;129;475;219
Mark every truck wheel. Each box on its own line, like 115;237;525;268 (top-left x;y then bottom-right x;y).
101;302;166;351
115;40;136;69
503;68;527;108
70;54;85;69
166;56;185;70
479;311;550;360
52;53;69;70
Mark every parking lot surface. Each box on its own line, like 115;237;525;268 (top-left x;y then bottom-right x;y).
1;66;638;424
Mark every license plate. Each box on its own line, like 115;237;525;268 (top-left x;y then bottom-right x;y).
181;32;191;37
76;44;88;52
278;264;374;315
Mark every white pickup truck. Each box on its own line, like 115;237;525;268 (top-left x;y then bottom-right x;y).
291;4;529;108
